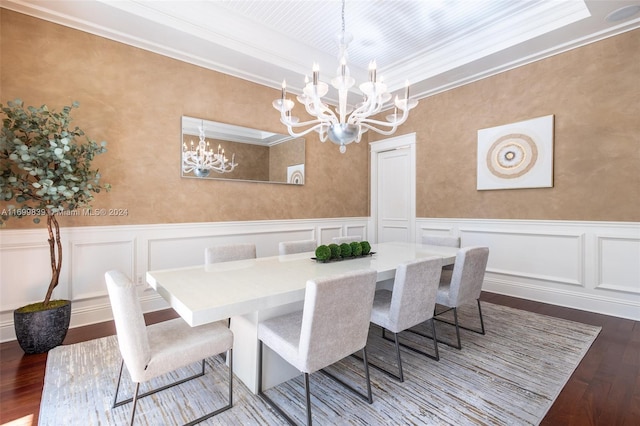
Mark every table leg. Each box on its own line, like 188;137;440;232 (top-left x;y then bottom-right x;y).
230;301;303;394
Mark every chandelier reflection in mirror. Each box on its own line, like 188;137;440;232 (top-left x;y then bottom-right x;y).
182;121;237;177
272;0;418;153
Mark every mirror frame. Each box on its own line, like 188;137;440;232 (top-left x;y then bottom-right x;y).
181;116;305;185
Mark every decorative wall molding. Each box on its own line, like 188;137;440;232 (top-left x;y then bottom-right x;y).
1;217;638;342
418;218;640;321
0;217;368;342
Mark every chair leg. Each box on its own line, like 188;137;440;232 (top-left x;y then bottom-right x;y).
453;308;462;349
382;321;440;361
477;299;486;335
129;382;140;426
361;348;373;404
185;349;234;426
430;318;440;361
304;373;312;426
356;331;406;382
320;347;374;404
393;333;404;383
113;360;207;408
431;300;487;349
115;355;233;426
257;341;299;426
112;359;125;408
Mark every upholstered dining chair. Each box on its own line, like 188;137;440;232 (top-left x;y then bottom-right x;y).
422;234;461;248
205;242;256;264
105;270;233;426
332;235;362;244
278;239;317;255
422;234;460;272
433;246;490;349
257;269;377;425
367;256;442;382
205;243;257;329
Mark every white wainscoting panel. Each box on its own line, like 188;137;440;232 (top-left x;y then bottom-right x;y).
70;239;136;301
0;217;369;342
418;218;640;321
596;235;640;294
461;229;585;286
2;217;636;342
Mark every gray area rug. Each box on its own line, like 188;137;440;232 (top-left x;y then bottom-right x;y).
39;303;600;425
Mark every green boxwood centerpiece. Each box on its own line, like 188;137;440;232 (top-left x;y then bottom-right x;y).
339;243;352;257
350;241;363;256
312;240;374;263
314;245;331;261
328;243;341;259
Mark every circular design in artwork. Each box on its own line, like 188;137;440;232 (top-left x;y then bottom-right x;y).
289;170;304;184
486;133;538;179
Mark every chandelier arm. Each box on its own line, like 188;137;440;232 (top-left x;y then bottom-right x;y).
359;123;401;136
284;122;327;138
280;115;328;128
310;100;338;122
348;98;384;124
359;117;407;129
356;105;410;128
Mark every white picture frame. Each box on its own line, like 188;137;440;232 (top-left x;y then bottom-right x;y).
477;115;554;190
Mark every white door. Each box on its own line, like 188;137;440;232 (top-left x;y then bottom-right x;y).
370;133;416;243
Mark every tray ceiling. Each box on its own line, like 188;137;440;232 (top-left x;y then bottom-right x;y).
3;0;639;106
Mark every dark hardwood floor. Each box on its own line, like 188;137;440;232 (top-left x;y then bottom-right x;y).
1;293;638;425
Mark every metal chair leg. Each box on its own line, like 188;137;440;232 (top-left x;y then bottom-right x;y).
431;300;486;349
304;373;312;426
356;331;407;382
393;333;404;383
113;359;207;408
453;307;462;349
258;341;299;426
112;359;125;408
129;382;140;426
185;349;234;426
115;354;233;426
361;348;373;404
382;321;441;361
320;350;374;405
477;299;486;335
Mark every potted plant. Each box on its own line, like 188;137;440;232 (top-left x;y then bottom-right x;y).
0;99;110;354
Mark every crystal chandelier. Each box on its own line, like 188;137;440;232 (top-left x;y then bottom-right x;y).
182;122;237;177
272;0;418;153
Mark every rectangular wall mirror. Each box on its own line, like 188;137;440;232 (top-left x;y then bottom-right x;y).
181;116;305;184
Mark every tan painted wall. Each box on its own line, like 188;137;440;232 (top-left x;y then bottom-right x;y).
0;10;370;229
2;11;638;229
370;29;640;221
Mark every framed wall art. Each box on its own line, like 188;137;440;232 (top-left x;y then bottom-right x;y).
477;115;554;190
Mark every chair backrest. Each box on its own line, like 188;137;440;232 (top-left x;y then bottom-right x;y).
422;234;461;248
279;239;317;255
448;247;489;306
332;235;362;244
205;243;256;264
104;270;150;382
388;256;442;332
299;269;377;373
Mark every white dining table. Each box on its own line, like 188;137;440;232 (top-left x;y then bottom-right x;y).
146;241;458;393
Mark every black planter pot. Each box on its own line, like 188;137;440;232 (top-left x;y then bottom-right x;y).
14;300;72;354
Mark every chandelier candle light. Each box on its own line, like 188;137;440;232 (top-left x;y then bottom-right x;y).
272;0;418;153
182;122;237;177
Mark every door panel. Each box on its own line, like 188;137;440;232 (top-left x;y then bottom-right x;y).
377;146;413;243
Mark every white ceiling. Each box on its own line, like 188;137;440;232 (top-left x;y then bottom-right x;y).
3;0;640;107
